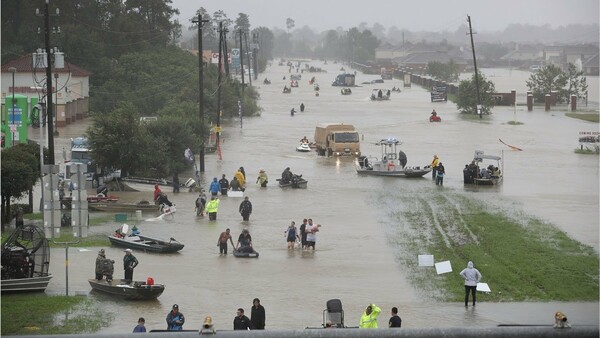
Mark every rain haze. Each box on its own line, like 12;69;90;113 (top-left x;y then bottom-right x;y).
171;0;599;32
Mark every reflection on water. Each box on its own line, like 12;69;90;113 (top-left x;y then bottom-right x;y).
37;61;599;332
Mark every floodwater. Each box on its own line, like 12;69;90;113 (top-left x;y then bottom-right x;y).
35;61;598;332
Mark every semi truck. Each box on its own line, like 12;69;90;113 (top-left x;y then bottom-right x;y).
314;123;360;157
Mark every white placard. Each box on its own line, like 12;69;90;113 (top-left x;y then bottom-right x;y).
418;255;434;266
229;191;244;197
477;282;491;293
435;260;453;274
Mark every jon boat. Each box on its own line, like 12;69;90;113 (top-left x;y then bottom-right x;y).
233;248;259;258
89;201;160;213
370;89;390;101
88;279;165;300
469;150;503;186
1;225;52;293
296;143;312;152
277;175;308;189
122;177;172;192
108;234;184;253
355;138;431;177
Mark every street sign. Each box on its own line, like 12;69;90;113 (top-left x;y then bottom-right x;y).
231;48;240;58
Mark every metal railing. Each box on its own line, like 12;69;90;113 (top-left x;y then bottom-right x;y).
6;326;598;338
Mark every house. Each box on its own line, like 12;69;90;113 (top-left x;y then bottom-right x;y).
1;54;91;128
582;53;599;75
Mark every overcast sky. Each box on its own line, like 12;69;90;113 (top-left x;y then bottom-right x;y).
171;0;599;32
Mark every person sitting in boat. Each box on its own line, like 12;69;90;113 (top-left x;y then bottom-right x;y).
492;167;501;177
281;167;293;184
431;109;437;117
153;184;162;202
283;85;289;92
290;108;295;116
378;89;383;98
236;229;253;253
114;229;125;238
480;167;491;179
131;225;140;236
300;136;309;144
386;90;391;97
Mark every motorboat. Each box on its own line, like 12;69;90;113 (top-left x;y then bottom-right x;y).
233;248;259;258
282;87;292;94
340;88;352;95
355;138;432;177
296;143;312;152
464;150;503;185
108;227;184;253
1;225;52;293
88;278;165;300
89;201;160;213
370;89;391;101
430;114;442;122
277;175;308;188
290;80;299;87
122;176;197;192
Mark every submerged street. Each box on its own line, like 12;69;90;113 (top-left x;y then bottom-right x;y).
41;61;598;332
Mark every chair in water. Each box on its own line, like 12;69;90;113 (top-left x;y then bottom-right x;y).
323;299;344;328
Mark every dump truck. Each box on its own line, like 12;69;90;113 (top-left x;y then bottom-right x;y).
314;123;360;157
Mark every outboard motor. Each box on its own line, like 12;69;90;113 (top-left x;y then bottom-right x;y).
324;299;344;328
96;184;108;196
358;156;369;168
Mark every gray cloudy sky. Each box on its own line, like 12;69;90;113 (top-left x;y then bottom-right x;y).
171;0;598;32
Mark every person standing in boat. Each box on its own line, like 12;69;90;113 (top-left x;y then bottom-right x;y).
219;174;230;196
217;228;235;255
166;304;185;330
398;151;407;168
206;197;220;221
95;249;114;282
256;169;268;187
239;196;253;221
123;249;138;283
430;155;439;179
209;177;221;197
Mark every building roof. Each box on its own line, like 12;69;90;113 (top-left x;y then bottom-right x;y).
1;54;92;77
397;51;467;65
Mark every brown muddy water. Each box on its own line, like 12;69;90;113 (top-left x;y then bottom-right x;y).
20;61;599;332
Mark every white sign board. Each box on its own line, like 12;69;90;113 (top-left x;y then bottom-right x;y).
418;255;434;267
477;282;491;293
435;260;453;274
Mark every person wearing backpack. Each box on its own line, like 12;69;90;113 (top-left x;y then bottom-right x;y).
239;196;253;221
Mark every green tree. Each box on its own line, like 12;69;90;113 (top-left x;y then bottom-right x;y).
252;26;274;63
286;18;295;34
1;143;41;226
189;7;218;51
426;60;460;83
526;64;567;102
564;63;588;101
456;73;496;115
234;12;251;33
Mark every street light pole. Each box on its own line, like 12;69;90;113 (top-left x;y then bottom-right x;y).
192;15;209;173
8;67;16;147
44;0;55;164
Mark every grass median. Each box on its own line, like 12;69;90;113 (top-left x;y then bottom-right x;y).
380;189;599;302
1;294;112;335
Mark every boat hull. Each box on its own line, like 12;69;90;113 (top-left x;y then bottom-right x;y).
108;235;184;253
233;250;259;258
473;177;503;186
88;279;165;300
278;179;308;189
1;275;53;293
355;168;431;177
89;203;159;213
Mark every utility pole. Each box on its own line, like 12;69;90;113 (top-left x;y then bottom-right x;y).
192;15;209;172
253;33;259;80
467;15;482;118
239;29;245;128
216;21;223;146
244;32;252;86
44;0;56;164
223;28;230;77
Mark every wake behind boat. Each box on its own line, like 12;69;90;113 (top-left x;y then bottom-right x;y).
88;278;165;300
355;138;431;177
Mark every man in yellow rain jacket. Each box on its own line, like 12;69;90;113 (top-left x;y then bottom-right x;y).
431;154;439;179
359;304;381;328
234;169;246;191
205;197;220;221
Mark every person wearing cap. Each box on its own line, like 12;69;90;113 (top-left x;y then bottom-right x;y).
359;304;381;328
123;249;138;283
239;196;253;221
219;174;229;196
133;317;146;333
95;249;107;280
256;169;268;187
166;304;185;330
431;155;439;179
251;298;266;330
